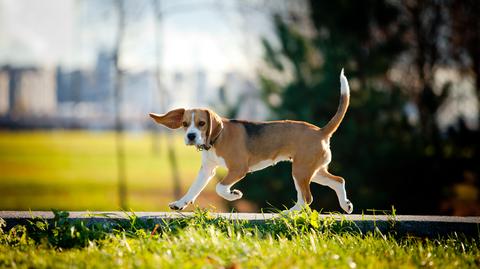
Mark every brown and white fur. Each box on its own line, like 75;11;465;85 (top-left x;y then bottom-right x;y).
149;69;353;213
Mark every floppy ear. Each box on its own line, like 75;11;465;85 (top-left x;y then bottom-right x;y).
205;109;224;146
149;108;185;129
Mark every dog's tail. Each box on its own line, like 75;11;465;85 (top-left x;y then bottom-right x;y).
320;69;350;136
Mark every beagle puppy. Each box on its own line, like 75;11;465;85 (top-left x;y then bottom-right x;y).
150;69;353;213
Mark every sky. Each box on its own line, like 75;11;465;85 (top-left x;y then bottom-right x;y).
0;0;75;67
0;0;276;83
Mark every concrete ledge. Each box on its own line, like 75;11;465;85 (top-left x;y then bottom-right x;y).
1;211;479;238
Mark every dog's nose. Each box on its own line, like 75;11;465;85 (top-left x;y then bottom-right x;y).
187;133;196;141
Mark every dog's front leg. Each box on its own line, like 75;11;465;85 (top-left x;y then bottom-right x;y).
169;161;216;211
215;169;247;201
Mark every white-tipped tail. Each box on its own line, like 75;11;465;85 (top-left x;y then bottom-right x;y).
320;68;351;136
340;68;350;95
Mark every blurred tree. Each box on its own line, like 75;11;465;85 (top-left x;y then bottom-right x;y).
113;0;127;210
450;0;480;98
235;0;479;215
401;0;479;215
151;0;182;200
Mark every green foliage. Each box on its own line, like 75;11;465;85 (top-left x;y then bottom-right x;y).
243;1;417;212
243;0;480;214
0;209;479;268
2;211;107;248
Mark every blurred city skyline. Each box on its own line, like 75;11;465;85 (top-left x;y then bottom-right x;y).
0;0;277;81
0;0;300;128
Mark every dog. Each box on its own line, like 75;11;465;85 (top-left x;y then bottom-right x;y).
149;69;352;213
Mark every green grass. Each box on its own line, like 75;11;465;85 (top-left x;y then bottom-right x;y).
0;131;227;211
2;132;478;268
0;209;478;268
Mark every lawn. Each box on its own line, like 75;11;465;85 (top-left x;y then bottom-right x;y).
0;131;227;211
0;210;478;268
1;131;478;268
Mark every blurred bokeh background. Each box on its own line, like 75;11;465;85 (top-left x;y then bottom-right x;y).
0;0;478;215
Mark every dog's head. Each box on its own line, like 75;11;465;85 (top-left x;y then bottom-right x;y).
149;108;223;150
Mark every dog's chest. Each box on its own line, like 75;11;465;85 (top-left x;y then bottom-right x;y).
203;149;227;168
248;156;291;173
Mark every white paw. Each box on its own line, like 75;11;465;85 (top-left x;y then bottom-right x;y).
342;200;353;214
282;203;303;213
168;200;191;211
220;189;243;201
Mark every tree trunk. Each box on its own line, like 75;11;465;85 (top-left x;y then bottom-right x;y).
152;0;182;200
114;0;127;210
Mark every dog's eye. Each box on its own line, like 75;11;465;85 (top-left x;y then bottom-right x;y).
198;121;206;127
182;122;188;127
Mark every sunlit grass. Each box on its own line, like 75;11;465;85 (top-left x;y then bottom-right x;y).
0;209;478;268
0;130;226;211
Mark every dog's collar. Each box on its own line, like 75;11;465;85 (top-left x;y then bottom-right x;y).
196;127;224;151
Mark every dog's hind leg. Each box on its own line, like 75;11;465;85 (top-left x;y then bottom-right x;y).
287;162;314;212
311;168;353;214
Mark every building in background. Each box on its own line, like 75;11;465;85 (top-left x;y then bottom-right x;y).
0;71;9;116
0;52;267;129
0;65;56;119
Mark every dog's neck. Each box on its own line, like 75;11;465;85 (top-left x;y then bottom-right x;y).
196;126;224;151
